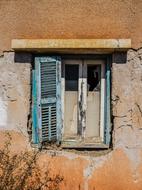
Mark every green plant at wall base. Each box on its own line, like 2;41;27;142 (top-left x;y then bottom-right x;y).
0;133;63;190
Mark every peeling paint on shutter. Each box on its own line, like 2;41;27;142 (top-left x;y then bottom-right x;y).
35;56;62;144
104;61;111;145
32;69;39;144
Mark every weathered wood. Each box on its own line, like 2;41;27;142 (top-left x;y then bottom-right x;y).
61;61;65;136
34;56;62;144
78;63;83;135
35;57;42;145
56;57;62;143
105;61;111;145
100;62;106;142
32;69;38;144
62;140;109;149
82;62;87;138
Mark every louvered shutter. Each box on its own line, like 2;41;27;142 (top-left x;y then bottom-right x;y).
35;56;62;144
104;62;111;145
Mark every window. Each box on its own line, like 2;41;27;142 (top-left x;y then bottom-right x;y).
32;56;111;148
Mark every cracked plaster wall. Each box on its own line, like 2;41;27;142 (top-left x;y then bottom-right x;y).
112;50;142;149
0;50;142;189
0;52;32;150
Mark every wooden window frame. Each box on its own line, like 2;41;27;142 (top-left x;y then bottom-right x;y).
32;54;111;149
60;55;111;149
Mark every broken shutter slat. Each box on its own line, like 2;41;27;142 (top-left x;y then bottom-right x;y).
104;62;111;145
35;56;62;144
32;69;39;144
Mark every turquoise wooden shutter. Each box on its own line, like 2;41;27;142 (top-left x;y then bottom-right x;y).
33;56;62;144
104;62;111;145
32;69;39;144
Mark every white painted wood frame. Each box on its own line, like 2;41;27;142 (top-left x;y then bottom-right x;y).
84;60;105;142
100;62;105;142
61;59;105;143
62;59;82;138
61;61;65;136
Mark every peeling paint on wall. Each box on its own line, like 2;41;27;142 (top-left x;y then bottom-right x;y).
0;49;142;189
0;97;7;128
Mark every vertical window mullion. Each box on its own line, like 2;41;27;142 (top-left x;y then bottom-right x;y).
78;63;83;136
100;62;106;142
78;62;87;138
82;62;87;138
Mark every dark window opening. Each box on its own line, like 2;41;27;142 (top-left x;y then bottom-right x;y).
87;65;101;91
65;64;79;91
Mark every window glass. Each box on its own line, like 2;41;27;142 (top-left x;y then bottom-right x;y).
65;65;79;91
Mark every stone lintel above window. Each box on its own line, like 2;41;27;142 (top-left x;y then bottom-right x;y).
11;39;131;53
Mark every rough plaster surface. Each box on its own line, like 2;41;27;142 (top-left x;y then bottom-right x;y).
0;50;142;189
112;50;142;151
0;52;31;137
0;0;142;53
112;50;142;149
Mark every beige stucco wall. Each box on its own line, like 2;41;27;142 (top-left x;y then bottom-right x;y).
0;0;142;53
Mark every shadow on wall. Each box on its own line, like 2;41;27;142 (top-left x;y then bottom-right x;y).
14;52;33;64
113;52;127;64
14;52;127;64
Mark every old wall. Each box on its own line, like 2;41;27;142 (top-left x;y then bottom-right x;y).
0;52;32;151
0;0;142;189
0;0;142;53
0;50;142;189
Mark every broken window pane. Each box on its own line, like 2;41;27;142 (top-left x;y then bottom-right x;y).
87;65;101;91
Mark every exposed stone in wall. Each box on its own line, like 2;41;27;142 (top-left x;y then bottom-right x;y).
112;50;142;149
111;49;142;188
0;52;32;139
